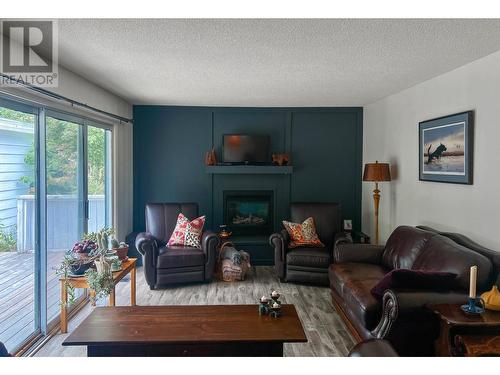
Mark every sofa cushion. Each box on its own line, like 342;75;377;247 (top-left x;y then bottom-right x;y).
329;263;386;329
167;213;206;249
412;235;493;291
382;226;433;270
157;246;205;268
286;247;330;268
283;217;325;248
370;269;457;299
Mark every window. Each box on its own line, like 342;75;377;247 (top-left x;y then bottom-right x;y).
0;103;38;352
0;95;114;352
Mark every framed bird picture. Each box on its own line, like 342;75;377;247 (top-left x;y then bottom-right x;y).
419;111;474;184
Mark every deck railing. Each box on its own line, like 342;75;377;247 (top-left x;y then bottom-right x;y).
16;194;105;253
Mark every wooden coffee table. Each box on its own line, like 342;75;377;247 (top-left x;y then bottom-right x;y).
62;304;307;356
59;258;137;333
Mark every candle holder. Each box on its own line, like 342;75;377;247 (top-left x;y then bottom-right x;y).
259;299;269;315
270;304;282;318
461;297;485;315
258;292;283;317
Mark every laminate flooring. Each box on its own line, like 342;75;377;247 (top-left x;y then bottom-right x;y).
34;266;355;357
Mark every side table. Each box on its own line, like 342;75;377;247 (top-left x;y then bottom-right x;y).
427;303;500;356
59;257;137;333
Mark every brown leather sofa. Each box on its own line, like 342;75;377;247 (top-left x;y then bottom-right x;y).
348;339;398;357
135;203;220;289
329;225;500;356
270;202;349;285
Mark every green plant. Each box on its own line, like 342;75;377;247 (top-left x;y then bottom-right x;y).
55;252;95;306
83;227;115;244
110;238;120;249
0;224;16;252
85;267;114;305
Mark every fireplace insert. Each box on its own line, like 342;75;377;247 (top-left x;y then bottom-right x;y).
223;190;274;235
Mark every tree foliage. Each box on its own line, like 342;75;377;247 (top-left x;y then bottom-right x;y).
0;106;107;195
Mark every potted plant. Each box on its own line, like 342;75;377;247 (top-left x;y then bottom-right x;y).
110;238;129;260
85;255;114;305
55;252;95;306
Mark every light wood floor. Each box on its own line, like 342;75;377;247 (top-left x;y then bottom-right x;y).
34;266;355;357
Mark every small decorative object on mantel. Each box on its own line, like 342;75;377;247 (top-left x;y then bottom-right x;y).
272;153;290;166
419;111;474;184
462;265;485;314
258;290;283;317
481;285;500;311
205;148;217;166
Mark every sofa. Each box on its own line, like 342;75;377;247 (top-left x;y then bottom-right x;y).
329;225;500;356
135;203;220;289
270;202;349;285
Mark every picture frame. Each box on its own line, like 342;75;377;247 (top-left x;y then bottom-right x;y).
419;111;474;184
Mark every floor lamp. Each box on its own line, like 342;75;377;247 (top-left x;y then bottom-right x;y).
363;161;391;245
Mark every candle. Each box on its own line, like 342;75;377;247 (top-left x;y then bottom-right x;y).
271;290;279;297
273;302;280;309
260;296;268;303
469;265;477;298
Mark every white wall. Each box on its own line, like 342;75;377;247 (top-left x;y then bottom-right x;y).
363;50;500;251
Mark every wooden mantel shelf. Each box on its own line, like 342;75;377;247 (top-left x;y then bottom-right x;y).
205;165;293;175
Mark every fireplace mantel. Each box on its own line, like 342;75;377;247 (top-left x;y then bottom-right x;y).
205;165;293;174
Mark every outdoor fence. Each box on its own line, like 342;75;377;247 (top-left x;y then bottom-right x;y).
16;195;105;253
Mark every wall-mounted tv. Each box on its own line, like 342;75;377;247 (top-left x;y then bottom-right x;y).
222;134;270;164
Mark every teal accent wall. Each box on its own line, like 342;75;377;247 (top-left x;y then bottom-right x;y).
133;106;363;265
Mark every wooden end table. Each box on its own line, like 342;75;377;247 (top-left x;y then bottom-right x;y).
59;257;137;333
427;303;500;356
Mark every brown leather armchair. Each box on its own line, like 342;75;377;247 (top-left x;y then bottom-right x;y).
269;202;350;285
135;203;220;289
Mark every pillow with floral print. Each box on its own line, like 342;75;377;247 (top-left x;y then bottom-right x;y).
167;213;206;249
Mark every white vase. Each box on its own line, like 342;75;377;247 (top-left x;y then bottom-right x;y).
94;256;110;274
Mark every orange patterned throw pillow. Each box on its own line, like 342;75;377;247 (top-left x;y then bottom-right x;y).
282;217;324;248
167;213;206;249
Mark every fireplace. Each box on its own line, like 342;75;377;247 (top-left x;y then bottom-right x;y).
223;190;274;235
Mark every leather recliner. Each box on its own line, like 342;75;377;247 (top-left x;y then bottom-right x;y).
135;203;220;289
269;202;350;285
329;225;500;356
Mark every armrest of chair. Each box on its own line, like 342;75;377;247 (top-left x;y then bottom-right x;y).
371;289;468;339
270;230;289;279
334;231;353;248
333;243;385;264
135;232;159;287
201;231;220;280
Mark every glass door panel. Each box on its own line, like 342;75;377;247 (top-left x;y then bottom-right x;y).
87;126;111;232
0;104;38;352
45;115;85;323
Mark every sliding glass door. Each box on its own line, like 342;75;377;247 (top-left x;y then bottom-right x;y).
0;101;39;352
87;125;112;234
45;113;86;323
0;95;114;352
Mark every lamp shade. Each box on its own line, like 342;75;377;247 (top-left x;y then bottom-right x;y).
363;161;391;182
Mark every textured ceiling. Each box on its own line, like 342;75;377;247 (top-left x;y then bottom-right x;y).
55;19;500;106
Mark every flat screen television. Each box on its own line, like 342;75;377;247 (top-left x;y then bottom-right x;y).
222;134;270;164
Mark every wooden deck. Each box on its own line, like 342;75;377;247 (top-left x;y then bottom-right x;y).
0;251;66;352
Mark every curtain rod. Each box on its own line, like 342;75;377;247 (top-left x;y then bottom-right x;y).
0;73;133;124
